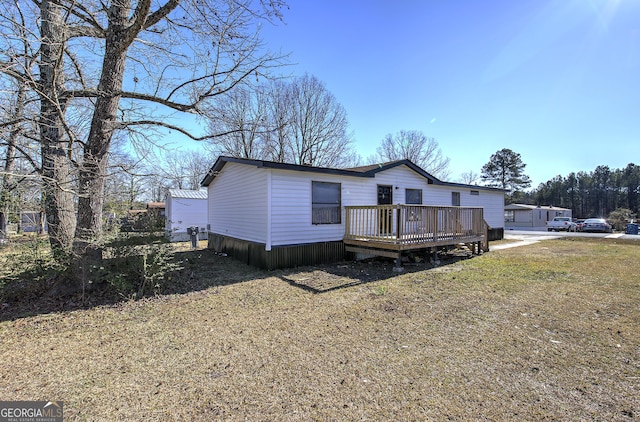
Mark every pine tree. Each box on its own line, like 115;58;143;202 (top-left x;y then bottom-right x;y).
481;148;531;195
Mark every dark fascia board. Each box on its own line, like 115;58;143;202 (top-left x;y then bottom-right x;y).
357;159;441;183
437;181;508;192
201;156;507;193
201;156;373;186
201;157;436;186
359;159;507;192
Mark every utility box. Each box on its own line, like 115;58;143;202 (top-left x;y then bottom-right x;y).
187;226;199;248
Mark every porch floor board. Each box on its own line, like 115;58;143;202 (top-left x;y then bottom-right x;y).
344;234;485;252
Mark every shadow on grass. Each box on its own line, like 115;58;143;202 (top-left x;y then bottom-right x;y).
278;249;477;294
0;240;477;321
0;246;260;322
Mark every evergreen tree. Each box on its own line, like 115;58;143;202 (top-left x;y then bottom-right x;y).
480;149;531;199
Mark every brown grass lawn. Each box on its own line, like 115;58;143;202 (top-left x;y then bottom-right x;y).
1;237;639;421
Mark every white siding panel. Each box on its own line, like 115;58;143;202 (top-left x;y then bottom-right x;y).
343;178;373;206
166;196;208;240
370;165;504;228
422;187;453;206
208;162;268;244
466;189;501;228
372;166;426;203
270;170;356;245
371;166;453;206
427;185;505;228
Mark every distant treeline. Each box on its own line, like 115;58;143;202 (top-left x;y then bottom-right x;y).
514;163;639;219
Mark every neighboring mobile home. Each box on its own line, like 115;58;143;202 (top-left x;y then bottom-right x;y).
165;189;208;242
202;156;506;269
504;204;572;231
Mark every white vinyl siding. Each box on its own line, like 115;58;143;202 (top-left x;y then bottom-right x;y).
165;196;208;241
208;162;268;244
370;166;423;203
370;166;504;228
424;185;504;228
270;170;364;246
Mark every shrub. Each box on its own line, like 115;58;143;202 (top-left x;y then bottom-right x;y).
96;234;182;299
608;208;634;231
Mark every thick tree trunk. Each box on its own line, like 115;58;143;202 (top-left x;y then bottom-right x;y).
39;0;75;258
0;193;10;242
72;0;164;287
0;85;25;241
73;18;130;254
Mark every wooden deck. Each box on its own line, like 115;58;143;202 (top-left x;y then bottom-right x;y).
344;205;488;262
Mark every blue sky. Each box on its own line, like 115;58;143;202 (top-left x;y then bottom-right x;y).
258;0;640;187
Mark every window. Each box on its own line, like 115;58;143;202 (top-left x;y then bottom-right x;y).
451;192;460;206
312;181;341;224
470;190;479;196
505;210;515;222
405;189;422;205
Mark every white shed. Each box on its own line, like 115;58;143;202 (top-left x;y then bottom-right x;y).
202;156;505;269
164;189;208;242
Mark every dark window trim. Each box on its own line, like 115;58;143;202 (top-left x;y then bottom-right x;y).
312;181;341;225
505;210;515;222
452;191;461;206
405;188;423;205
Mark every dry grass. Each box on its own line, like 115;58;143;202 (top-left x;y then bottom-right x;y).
1;237;639;421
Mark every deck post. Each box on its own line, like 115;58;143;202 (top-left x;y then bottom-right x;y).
395;205;401;244
393;251;404;272
431;247;440;265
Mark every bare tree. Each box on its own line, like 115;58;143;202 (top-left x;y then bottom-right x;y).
459;170;479;185
262;79;293;162
287;74;356;167
375;130;450;179
145;173;173;203
72;0;281;251
181;150;212;190
1;1;75;250
156;149;211;190
104;150;147;216
204;75;359;167
205;84;270;159
1;0;287;271
38;1;79;256
0;82;26;241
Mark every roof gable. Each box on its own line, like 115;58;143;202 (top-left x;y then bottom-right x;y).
201;156;374;186
505;203;571;211
201;156;506;193
167;189;207;200
345;160;441;184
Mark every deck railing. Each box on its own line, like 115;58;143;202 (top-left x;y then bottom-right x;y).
344;204;487;250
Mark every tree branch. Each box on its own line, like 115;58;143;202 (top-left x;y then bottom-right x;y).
144;0;181;29
121;119;243;141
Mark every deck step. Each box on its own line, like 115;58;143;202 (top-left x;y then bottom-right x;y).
345;246;399;259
